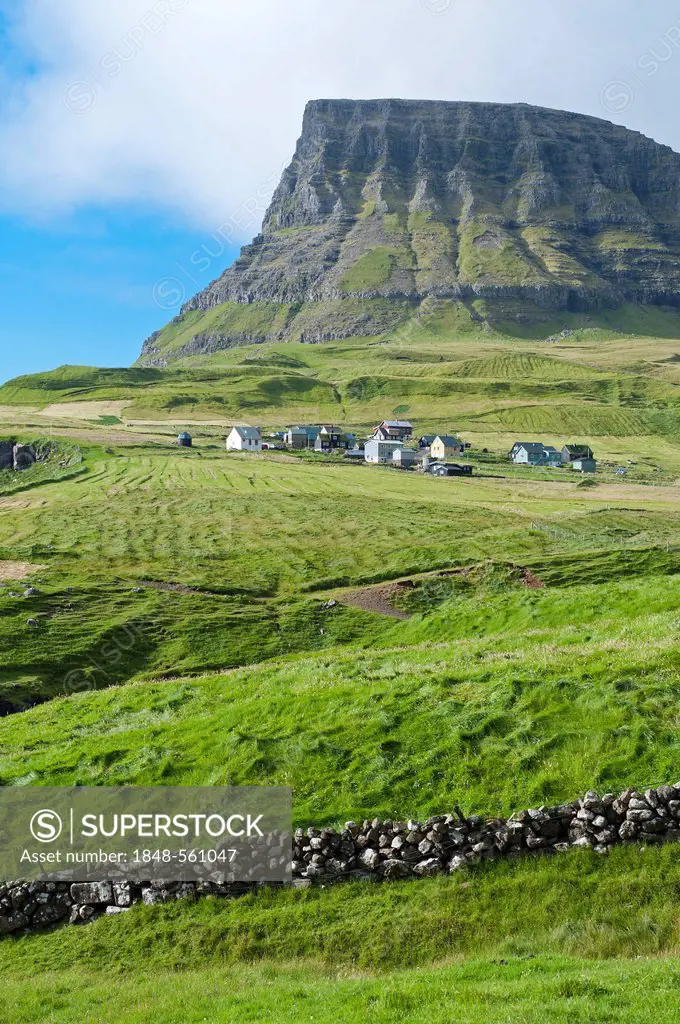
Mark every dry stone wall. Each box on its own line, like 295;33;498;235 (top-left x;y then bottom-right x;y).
3;784;680;937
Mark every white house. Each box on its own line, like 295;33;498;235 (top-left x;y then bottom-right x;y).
365;439;404;464
226;426;262;452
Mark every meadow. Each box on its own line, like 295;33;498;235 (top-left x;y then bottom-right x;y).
3;317;680;1019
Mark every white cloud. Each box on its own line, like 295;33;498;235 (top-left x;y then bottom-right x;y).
1;0;680;233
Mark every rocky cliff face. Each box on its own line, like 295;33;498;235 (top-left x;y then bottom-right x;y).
142;100;680;363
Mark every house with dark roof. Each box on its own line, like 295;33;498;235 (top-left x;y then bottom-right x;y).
226;426;262;452
561;444;594;464
392;447;418;469
572;457;597;473
285;426;319;448
430;435;465;460
510;441;561;467
313;426;352;452
372;420;413;441
509;442;548;465
428;462;474;478
541;445;562;467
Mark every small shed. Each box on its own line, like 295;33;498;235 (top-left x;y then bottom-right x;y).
572;458;597;473
177;432;193;448
428;462;474;478
392;447;418;469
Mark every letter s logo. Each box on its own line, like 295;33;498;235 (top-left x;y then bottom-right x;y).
30;809;63;843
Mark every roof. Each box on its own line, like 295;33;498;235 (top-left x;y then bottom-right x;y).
366;438;404;447
434;435;463;446
177;432;192;439
381;420;413;428
419;434;436;442
563;443;592;453
542;446;559;454
231;426;261;440
512;442;545;453
394;447;418;457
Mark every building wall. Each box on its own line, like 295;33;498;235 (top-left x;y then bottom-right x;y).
227;430;261;452
365;440;403;463
431;439;462;460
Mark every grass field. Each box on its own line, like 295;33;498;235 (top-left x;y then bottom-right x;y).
3;316;680;1019
3;847;680;1020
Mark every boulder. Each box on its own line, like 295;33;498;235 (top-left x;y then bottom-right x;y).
12;445;36;471
70;881;113;906
0;441;15;471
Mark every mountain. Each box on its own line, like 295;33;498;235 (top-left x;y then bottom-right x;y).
140;99;680;365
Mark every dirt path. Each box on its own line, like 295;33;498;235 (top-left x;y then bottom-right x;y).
337;581;414;619
0;561;45;580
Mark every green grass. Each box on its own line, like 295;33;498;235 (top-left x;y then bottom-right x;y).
4;956;680;1023
3;848;680;1020
3;569;680;822
4;319;680;1018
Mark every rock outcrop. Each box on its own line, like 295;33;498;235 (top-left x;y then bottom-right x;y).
0;441;36;471
3;783;680;937
141;99;680;363
0;441;13;471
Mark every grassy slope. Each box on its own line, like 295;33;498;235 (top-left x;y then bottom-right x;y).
3;318;680;1018
3;848;680;1020
5;303;680;457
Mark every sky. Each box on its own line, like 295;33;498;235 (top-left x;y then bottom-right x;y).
2;0;680;383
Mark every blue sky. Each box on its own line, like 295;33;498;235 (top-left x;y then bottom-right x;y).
2;0;680;385
0;207;239;381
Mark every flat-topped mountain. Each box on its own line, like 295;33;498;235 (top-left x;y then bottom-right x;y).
141;99;680;365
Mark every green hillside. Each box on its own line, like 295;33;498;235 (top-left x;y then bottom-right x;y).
3;319;680;1020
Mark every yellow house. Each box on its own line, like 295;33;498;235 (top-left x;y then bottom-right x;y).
430;435;464;460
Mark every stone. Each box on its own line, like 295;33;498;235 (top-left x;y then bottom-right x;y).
618;821;639;841
32;901;70;927
627;809;655;823
12;444;36;471
413;858;441;877
641;819;668;835
0;441;14;471
359;848;380;871
113;882;132;907
141;888;166;905
70;882;113;906
379;859;411;880
571;836;593;849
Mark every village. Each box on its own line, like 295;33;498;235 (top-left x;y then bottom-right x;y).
176;422;598;477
